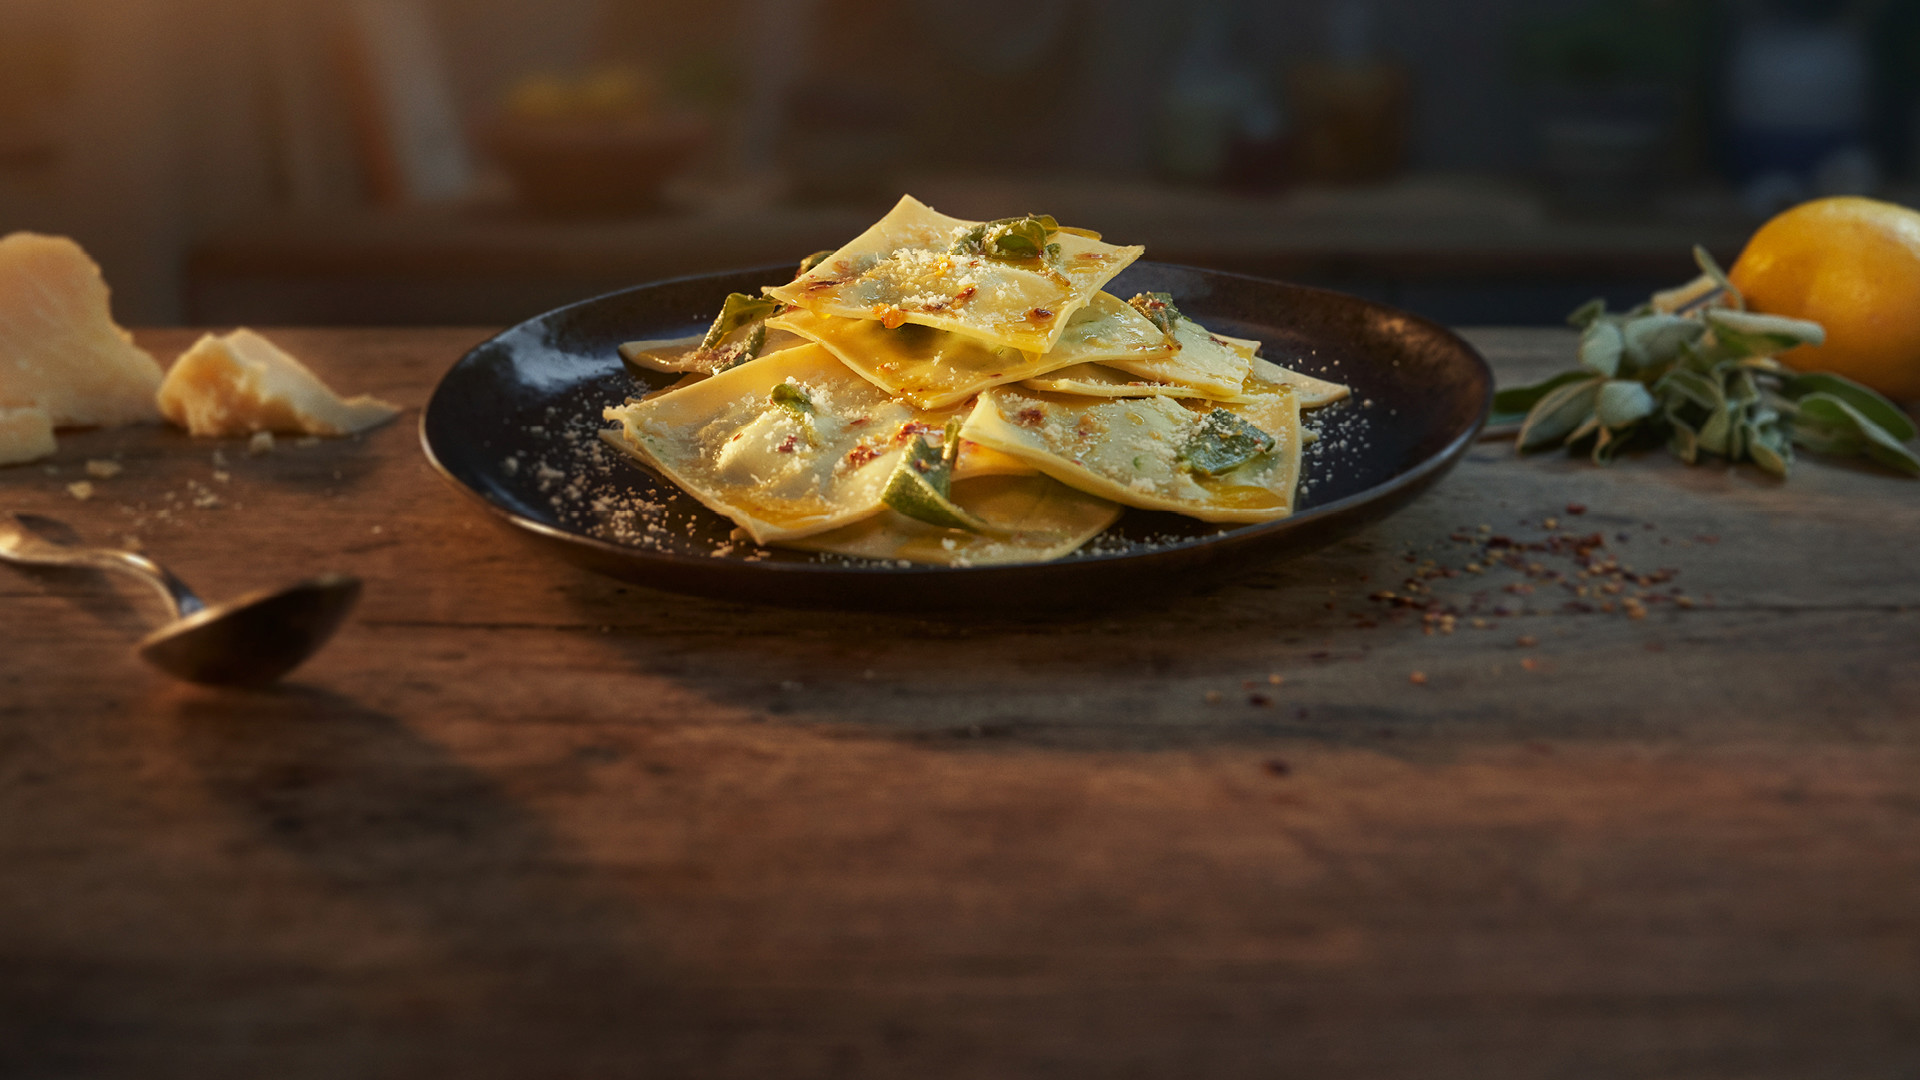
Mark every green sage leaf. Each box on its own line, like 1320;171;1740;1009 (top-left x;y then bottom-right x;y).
1706;308;1825;358
1567;298;1607;329
1579;321;1626;377
770;381;813;417
1668;413;1700;463
1745;422;1792;477
1179;409;1277;475
880;429;1000;533
1793;394;1920;476
1596;379;1657;428
796;249;835;277
1127;292;1185;338
1492;369;1594;425
1693;244;1743;308
1657;367;1722;411
1783;373;1917;441
1698;402;1735;456
951;214;1059;262
702;292;782;351
1517;376;1603;451
1622;313;1705;370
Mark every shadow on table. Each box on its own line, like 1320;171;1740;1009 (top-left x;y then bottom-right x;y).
163;684;709;1072
550;532;1433;753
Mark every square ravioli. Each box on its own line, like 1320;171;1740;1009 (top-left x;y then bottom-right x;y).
769;291;1171;410
1101;313;1254;399
957;381;1303;523
603;344;1007;544
763;196;1143;354
786;474;1121;567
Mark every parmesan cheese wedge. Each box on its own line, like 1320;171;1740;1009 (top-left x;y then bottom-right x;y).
157;329;400;437
0;233;164;464
0;407;57;466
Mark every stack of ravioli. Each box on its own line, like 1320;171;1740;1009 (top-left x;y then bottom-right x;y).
602;196;1351;567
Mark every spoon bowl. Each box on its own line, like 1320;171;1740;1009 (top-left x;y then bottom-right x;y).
137;574;363;686
2;512;362;686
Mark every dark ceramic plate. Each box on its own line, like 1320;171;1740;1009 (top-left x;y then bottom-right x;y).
421;263;1492;609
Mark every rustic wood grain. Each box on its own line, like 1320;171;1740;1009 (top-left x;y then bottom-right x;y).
2;328;1918;1079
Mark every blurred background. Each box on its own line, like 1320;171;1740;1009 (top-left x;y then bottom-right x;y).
2;0;1916;327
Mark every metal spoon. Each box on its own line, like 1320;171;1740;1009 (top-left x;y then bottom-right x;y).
0;512;361;686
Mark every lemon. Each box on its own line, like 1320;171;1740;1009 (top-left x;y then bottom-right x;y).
1728;196;1920;402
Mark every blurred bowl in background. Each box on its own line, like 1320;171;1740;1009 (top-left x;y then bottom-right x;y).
477;114;708;218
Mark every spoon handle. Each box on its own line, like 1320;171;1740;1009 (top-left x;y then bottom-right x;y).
0;515;206;618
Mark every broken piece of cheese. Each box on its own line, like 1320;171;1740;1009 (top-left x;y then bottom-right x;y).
158;329;399;437
0;407;56;466
0;232;165;464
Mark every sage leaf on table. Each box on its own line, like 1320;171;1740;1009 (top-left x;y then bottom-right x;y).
1497;245;1919;479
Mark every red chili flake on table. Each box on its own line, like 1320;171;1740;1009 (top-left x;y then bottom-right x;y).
1409;671;1428;685
1248;693;1272;707
1262;758;1291;776
1566;503;1587;515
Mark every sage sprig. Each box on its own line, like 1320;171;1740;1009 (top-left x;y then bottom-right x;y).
1496;246;1920;477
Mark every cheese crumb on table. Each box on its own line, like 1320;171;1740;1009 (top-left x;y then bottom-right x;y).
247;431;275;456
84;459;122;479
66;480;94;501
0;233;164;465
157;328;400;438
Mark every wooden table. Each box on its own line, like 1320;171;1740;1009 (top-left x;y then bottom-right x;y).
4;328;1918;1078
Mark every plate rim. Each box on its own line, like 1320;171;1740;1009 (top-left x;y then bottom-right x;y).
419;261;1494;579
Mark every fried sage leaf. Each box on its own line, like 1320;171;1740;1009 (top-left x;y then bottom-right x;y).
702;292;782;351
1126;291;1186;338
880;418;1002;533
1179;408;1277;476
949;214;1060;262
770;380;814;418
